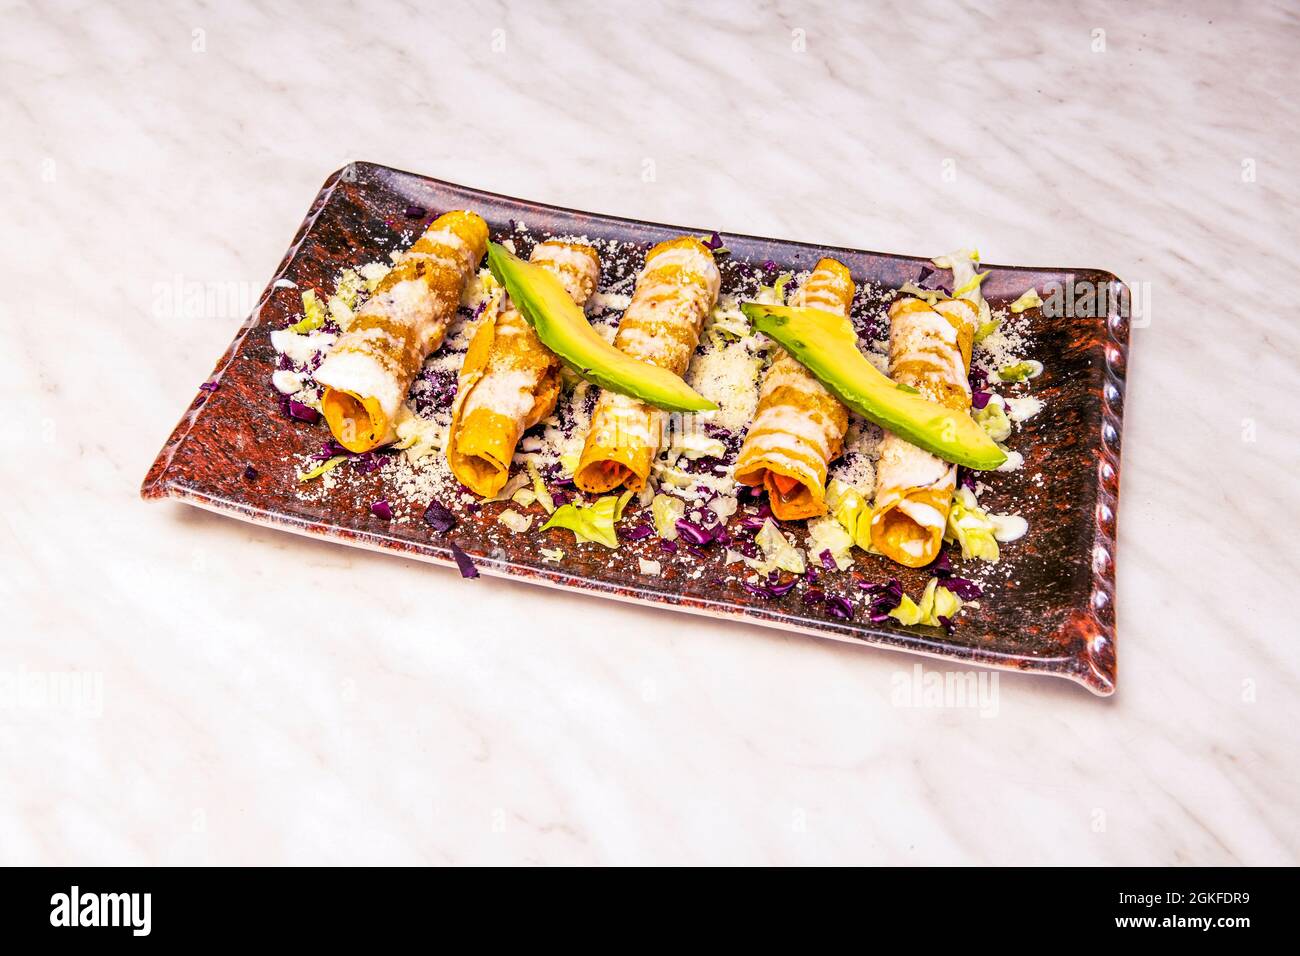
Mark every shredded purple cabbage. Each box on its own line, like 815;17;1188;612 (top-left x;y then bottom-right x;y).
370;499;393;520
861;578;904;622
930;551;953;576
971;390;992;410
702;231;725;251
762;259;778;273
423;499;456;532
404;205;427;220
659;539;678;554
199;380;219;392
767;577;797;597
675;518;723;547
943;577;983;600
450;542;479;579
242;465;258;481
625;523;654;542
802;587;825;605
958;469;977;492
285;399;319;424
824;595;854;620
819;548;836;571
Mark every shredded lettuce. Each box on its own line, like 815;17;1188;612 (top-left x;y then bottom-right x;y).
297;455;347;482
826;479;874;552
392;406;444;461
498;509;533;533
898;281;943;306
511;487;537;508
952;270;990;299
755;272;796;306
1009;288;1043;313
525;460;554;514
542;495;624;548
888;594;922;625
650;494;685;539
288;290;327;333
887;577;964;627
996;360;1044;383
749;518;806;574
668;429;727;460
944;488;1000;563
974;400;1012;442
539;547;565;562
933;248;992;328
335;268;365;308
973;316;1001;344
482;471;529;504
807;516;855;570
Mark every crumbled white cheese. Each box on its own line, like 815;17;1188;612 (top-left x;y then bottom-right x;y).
1005;395;1043;422
272;370;303;395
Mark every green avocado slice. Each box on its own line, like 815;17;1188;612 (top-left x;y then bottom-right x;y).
486;243;716;413
742;302;1007;471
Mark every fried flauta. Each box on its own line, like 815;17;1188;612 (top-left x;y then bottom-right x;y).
448;241;601;497
574;237;720;493
316;210;488;452
868;296;978;566
734;258;855;520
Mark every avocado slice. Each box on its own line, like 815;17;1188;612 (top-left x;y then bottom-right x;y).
742;302;1007;471
487;243;716;413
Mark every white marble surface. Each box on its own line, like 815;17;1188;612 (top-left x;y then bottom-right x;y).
2;0;1298;865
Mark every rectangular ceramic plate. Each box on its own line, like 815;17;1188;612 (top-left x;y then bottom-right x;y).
142;162;1127;695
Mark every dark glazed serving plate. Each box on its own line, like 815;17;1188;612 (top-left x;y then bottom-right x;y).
142;162;1127;696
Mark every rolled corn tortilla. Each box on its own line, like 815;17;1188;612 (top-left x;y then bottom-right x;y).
447;241;602;497
869;295;978;566
315;210;488;452
574;237;721;493
734;258;855;520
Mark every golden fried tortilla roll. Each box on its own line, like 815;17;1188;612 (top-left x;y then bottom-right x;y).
574;237;721;493
315;210;488;452
869;296;978;566
447;241;601;497
734;258;855;520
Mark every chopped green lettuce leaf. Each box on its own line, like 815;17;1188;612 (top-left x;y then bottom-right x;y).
288;289;327;333
651;494;685;540
297;455;347;482
944;488;1000;563
498;509;533;533
1009;288;1043;313
826;479;874;552
973;316;1001;344
525;460;554;514
542;495;625;548
887;577;964;626
750;518;806;574
807;516;855;570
